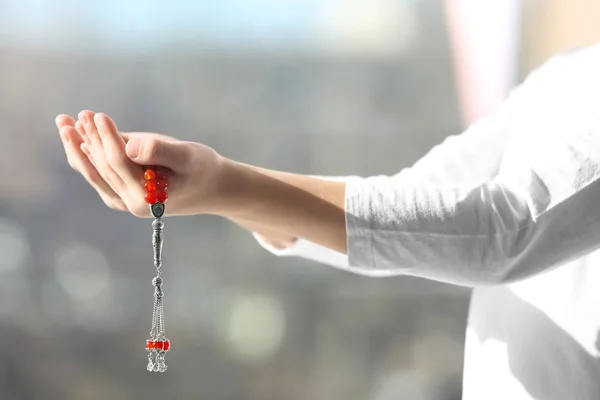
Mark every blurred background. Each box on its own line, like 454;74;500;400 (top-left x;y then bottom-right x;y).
0;0;599;399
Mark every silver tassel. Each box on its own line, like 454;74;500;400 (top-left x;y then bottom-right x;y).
146;203;170;372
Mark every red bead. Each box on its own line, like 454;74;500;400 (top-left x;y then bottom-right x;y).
156;191;168;203
145;181;157;192
156;170;167;180
145;340;170;351
156;179;168;190
144;169;156;181
145;191;158;204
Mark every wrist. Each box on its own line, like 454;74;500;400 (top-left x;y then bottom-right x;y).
209;158;347;254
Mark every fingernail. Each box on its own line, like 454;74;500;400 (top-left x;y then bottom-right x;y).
126;138;140;159
80;115;87;125
94;114;104;127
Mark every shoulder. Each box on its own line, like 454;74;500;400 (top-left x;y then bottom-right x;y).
509;44;600;124
524;44;600;90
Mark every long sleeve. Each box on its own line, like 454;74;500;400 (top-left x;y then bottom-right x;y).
346;45;600;286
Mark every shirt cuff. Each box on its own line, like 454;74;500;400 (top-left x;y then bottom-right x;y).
345;177;375;270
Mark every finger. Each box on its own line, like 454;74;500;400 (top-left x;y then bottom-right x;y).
94;113;141;186
125;137;191;173
81;142;91;157
75;120;91;147
79;110;125;190
55;114;76;129
121;132;178;143
58;125;79;172
60;126;127;211
81;143;97;169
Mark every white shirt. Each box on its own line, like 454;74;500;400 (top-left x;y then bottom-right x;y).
255;44;600;400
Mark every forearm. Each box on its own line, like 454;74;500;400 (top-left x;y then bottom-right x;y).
218;160;348;253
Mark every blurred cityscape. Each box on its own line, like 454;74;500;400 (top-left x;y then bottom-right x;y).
0;0;598;399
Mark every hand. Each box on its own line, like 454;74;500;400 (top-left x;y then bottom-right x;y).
56;110;225;217
255;234;298;250
56;110;347;254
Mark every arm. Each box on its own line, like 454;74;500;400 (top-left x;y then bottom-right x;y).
243;73;513;272
57;48;600;287
221;49;600;286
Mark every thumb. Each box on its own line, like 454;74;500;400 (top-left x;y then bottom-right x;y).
126;137;189;170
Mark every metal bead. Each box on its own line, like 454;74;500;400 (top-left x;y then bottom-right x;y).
152;218;164;229
154;354;167;372
147;353;155;372
150;203;165;218
152;276;163;287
